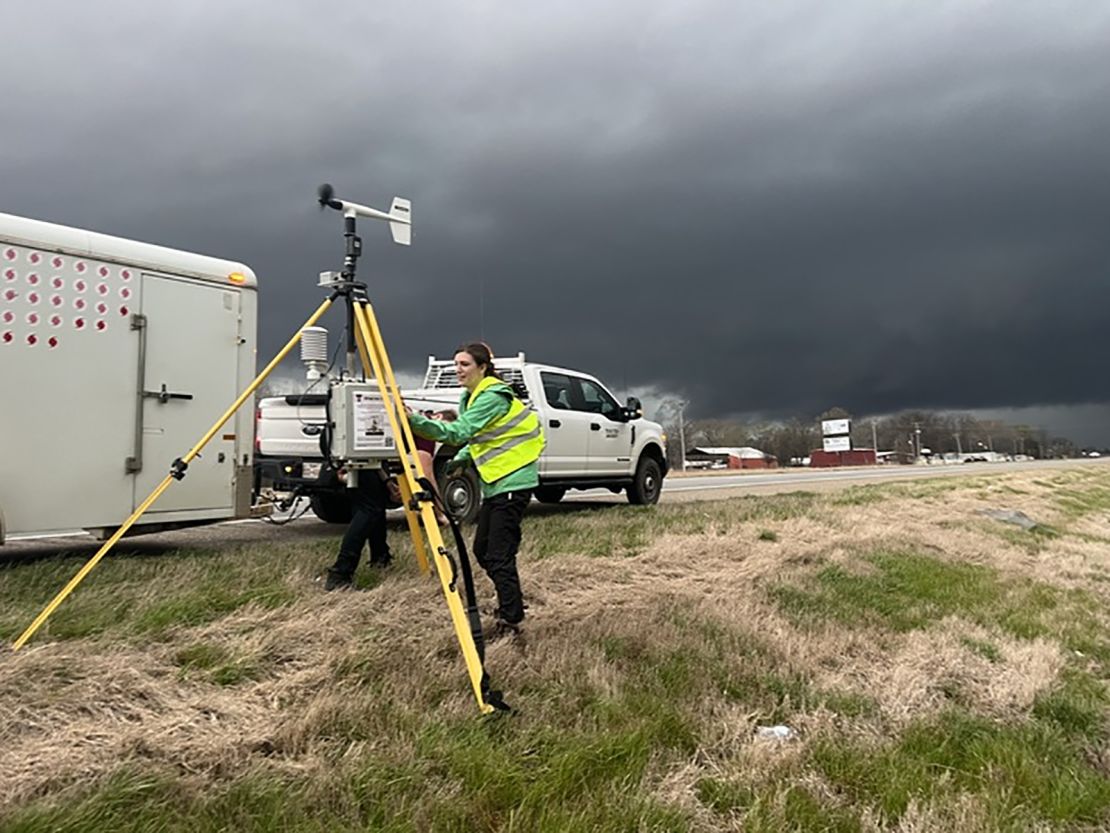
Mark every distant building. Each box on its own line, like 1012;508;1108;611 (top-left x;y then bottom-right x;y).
686;446;778;470
809;448;877;467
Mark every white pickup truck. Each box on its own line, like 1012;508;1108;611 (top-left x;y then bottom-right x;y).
254;353;668;523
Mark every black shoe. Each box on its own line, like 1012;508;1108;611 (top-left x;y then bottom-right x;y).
485;613;524;642
368;555;392;569
324;569;353;592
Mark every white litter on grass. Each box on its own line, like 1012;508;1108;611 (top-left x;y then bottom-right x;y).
755;724;796;740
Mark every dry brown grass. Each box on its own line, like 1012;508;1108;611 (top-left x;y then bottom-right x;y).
2;463;1109;830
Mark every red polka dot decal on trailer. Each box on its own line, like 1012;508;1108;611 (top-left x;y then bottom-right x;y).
74;318;85;330
27;252;41;265
52;256;64;269
2;331;11;344
119;305;129;316
26;333;36;345
4;248;16;261
4;269;15;282
48;336;58;348
27;273;40;286
95;320;107;332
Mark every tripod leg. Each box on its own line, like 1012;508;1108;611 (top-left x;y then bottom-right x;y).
12;297;336;651
394;474;432;574
352;303;440;537
350;301;496;714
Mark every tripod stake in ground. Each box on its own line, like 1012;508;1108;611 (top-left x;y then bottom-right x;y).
14;185;508;715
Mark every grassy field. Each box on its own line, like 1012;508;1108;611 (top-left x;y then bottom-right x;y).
1;465;1109;831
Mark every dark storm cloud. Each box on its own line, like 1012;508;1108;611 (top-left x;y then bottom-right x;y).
4;2;1109;440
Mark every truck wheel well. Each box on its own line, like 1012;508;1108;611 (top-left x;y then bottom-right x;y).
641;443;665;467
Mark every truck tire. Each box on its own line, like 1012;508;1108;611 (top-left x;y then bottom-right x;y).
534;485;567;504
441;465;481;524
627;456;662;506
310;492;353;524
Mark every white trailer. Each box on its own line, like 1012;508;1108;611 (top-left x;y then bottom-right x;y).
0;212;259;543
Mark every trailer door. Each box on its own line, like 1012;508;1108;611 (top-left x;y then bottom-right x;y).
133;275;241;515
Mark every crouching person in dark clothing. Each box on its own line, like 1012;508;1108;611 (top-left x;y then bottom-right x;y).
407;342;544;636
324;468;393;591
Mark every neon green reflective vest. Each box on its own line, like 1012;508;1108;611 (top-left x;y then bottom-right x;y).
466;376;545;483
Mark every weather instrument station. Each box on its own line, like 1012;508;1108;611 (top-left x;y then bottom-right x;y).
14;185;511;714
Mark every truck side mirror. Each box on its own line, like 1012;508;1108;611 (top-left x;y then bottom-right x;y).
625;396;643;420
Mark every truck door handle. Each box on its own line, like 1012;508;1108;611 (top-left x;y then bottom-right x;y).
144;383;194;404
590;422;601;431
548;419;561;428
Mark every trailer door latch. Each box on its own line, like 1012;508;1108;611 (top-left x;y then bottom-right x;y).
144;383;194;404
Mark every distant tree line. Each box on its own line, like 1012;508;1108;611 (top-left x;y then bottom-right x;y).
656;404;1090;468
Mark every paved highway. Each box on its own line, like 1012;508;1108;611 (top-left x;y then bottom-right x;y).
568;457;1108;503
3;458;1106;559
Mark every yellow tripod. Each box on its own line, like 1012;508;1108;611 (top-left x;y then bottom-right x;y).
13;186;508;715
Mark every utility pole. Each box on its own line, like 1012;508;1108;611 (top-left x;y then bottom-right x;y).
678;400;688;472
871;419;878;464
954;433;962;456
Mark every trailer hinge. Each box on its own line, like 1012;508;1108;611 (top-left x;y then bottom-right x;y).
130;313;147;331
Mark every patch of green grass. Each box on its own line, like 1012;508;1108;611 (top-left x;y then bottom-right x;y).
131;580;296;637
1054;485;1110;518
811;710;1110;828
770;550;1107;655
4;763;691;833
1032;669;1109;738
174;642;229;670
0;542;327;645
960;637;1002;663
976;519;1062;554
1044;469;1110;519
525;493;821;560
831;487;887;506
696;778;864;831
757;529;778;542
174;642;263;686
833;478;970;507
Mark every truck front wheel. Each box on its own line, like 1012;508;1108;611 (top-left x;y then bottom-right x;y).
310;492;353;524
627;456;662;506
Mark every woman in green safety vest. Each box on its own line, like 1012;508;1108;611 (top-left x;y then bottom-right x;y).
408;342;544;638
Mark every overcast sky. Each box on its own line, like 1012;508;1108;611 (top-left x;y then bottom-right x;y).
5;2;1109;443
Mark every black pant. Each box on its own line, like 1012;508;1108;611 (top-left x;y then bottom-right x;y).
473;490;531;624
330;471;392;578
